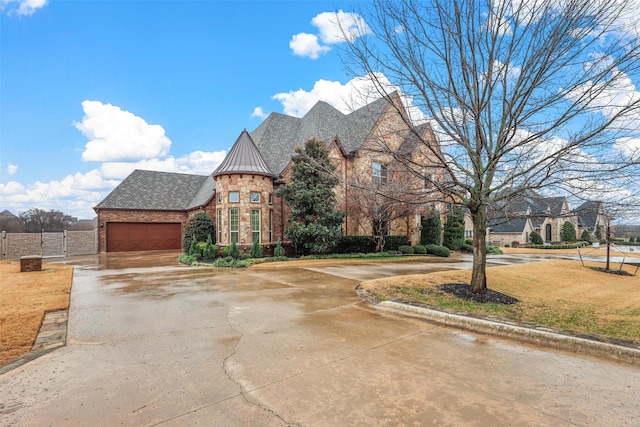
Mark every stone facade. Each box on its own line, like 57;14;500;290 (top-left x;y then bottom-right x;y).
94;95;447;252
1;230;98;259
214;174;276;248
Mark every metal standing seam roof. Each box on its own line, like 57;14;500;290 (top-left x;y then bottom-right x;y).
94;170;215;211
212;129;275;178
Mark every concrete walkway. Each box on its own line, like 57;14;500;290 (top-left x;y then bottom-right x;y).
1;253;639;425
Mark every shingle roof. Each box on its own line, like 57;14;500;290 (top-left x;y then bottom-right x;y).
575;201;601;230
212;129;275;178
250;97;390;176
95;170;214;211
488;216;529;233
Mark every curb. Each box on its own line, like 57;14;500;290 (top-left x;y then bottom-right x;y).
373;300;640;365
0;310;68;375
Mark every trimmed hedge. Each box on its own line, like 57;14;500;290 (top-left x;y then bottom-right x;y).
526;242;588;249
425;244;450;257
413;244;427;254
399;245;414;254
333;235;409;254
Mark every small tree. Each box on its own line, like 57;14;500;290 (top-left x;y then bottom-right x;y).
529;231;543;245
276;137;345;255
561;222;577;242
443;209;465;251
581;230;592;244
273;239;286;257
203;235;216;259
183;212;214;251
595;226;604;242
420;213;442;246
228;241;240;259
250;239;263;258
188;238;200;257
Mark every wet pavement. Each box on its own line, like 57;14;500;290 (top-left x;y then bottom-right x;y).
1;252;639;425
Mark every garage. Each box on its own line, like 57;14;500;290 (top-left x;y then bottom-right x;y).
106;222;182;252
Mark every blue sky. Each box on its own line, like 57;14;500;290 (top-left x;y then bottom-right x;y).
1;0;374;218
2;0;639;222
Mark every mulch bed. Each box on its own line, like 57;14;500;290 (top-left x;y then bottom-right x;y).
588;267;635;276
438;283;520;305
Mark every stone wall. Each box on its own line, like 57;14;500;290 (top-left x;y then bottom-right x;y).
1;230;97;259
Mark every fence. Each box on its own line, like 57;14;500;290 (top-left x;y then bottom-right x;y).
1;230;98;259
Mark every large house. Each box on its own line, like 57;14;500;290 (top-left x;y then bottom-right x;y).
486;191;608;246
94;94;444;253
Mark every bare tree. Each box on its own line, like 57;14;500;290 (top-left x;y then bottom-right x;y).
19;208;76;232
344;0;640;292
347;168;430;251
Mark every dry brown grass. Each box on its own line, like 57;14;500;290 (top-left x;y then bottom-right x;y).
501;246;640;258
0;260;73;367
362;260;640;342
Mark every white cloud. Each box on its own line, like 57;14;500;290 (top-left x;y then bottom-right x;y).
614;137;640;159
290;10;370;59
0;101;229;219
7;164;18;175
75;100;172;162
251;106;269;119
290;33;331;59
1;0;48;16
312;10;371;44
0;169;119;218
272;73;428;123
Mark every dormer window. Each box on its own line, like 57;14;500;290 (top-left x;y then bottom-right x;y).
372;162;388;186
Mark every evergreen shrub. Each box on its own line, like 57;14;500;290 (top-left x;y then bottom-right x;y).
425;245;450;257
413;244;427;254
399;245;414;254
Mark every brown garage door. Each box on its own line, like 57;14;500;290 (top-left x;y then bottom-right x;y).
106;222;182;252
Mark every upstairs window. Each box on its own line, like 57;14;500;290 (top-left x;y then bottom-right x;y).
251;192;261;203
372;162;388;186
229;191;239;203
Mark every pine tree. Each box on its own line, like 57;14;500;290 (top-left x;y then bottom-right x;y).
276;138;345;255
443;209;465;250
420;213;442;246
581;230;592;243
561;221;576;242
529;231;543;245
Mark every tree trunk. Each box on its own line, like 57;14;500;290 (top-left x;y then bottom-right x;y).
470;205;488;293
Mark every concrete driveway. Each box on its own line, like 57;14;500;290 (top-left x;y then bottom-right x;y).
1;252;639;426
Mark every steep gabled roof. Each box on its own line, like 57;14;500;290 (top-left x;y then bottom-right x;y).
575;200;602;230
250;96;391;176
213;129;275;178
94;170;214;211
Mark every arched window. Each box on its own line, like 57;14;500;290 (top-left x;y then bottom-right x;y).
545;224;552;242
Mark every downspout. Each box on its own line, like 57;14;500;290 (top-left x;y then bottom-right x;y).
344;158;348;234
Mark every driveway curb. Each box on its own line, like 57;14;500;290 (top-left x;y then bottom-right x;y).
374;300;640;365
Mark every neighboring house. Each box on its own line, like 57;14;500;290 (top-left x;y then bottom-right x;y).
487;216;534;246
575;201;609;238
94;93;444;253
486;191;607;245
0;210;24;233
